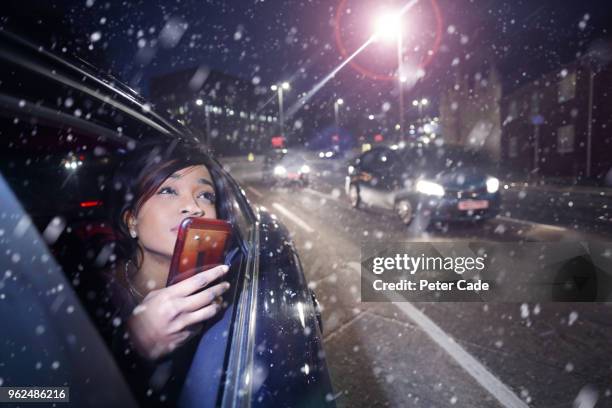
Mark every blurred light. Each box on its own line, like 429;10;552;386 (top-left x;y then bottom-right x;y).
362;143;372;152
374;134;384;142
486;177;500;193
395;124;401;130
282;148;288;153
282;82;290;90
400;76;408;83
247;152;255;162
325;151;333;158
421;98;429;106
374;11;401;41
398;141;406;149
412;100;419;107
421;136;430;144
390;144;399;150
348;165;355;174
336;98;344;105
416;180;445;197
423;124;432;133
195;98;203;106
271;84;278;91
274;165;287;176
368;114;375;120
300;164;310;174
80;200;102;208
319;152;325;158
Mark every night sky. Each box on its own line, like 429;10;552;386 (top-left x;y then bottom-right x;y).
3;0;612;118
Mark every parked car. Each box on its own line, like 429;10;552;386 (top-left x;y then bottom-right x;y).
0;31;333;407
262;148;310;187
345;144;501;226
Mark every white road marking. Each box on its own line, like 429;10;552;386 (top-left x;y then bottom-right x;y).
496;215;568;231
272;202;315;233
247;186;263;198
348;261;529;408
303;187;342;202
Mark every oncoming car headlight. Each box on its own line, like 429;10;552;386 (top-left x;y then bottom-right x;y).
416;180;445;197
299;164;310;174
274;165;287;176
486;177;500;193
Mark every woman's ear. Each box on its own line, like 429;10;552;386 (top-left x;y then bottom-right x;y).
123;210;138;239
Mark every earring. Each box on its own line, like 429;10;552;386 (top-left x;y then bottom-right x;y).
130;229;137;238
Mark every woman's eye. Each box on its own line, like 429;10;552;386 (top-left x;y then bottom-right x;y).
198;191;216;203
157;186;177;195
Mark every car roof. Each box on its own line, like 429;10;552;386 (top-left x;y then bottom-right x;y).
0;29;198;142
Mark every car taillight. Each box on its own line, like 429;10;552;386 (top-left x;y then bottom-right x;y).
80;200;102;208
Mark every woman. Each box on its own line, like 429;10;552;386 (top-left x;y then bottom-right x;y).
102;140;237;404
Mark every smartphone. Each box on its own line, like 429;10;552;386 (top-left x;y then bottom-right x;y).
166;217;232;286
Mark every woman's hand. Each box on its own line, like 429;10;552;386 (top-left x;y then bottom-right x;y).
126;264;231;361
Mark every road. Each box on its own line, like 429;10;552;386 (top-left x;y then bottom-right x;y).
222;152;612;408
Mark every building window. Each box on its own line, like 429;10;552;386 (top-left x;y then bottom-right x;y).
558;71;576;103
557;124;575;153
508;136;518;158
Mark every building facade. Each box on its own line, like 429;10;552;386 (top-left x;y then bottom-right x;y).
149;66;279;155
500;59;612;181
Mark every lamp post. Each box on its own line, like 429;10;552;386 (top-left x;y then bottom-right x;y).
271;82;290;138
374;12;405;142
334;98;344;135
412;98;429;123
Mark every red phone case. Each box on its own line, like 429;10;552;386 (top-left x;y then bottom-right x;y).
166;217;232;286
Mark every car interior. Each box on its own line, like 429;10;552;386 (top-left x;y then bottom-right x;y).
0;99;251;404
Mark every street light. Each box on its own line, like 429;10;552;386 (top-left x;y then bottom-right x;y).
334;98;344;136
412;98;429;122
374;12;401;42
195;98;203;106
271;82;290;138
373;10;405;141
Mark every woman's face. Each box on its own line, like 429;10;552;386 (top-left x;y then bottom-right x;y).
130;165;218;259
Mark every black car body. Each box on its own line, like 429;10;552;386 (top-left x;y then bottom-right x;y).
345;145;501;226
0;31;334;407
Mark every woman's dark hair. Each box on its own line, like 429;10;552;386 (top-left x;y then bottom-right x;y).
107;139;234;266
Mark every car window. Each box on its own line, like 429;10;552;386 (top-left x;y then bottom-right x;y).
0;98;253;406
358;149;378;171
374;149;396;169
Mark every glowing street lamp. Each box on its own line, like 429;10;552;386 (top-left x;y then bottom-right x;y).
412;98;429;122
271;82;290;137
334;98;344;135
373;12;401;42
373;9;405;141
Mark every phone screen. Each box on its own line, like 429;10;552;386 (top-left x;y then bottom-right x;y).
166;217;232;286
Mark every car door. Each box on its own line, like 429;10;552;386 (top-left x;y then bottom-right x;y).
0;168;139;407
